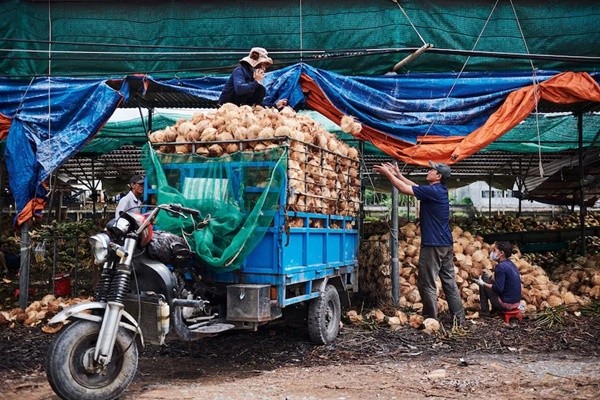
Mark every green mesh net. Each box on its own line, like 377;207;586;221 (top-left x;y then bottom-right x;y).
141;144;287;272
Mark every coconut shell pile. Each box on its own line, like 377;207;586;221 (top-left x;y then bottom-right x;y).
358;222;593;319
149;104;361;216
456;212;600;235
0;295;89;332
550;254;600;299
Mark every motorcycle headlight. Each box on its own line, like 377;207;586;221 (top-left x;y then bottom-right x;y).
89;233;111;264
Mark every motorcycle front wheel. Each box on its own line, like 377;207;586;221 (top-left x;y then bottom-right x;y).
46;319;139;400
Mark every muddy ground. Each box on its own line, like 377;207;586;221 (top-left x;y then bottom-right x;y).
1;310;599;400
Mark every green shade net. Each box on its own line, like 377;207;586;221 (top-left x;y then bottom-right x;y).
141;144;287;271
2;0;598;77
484;114;600;153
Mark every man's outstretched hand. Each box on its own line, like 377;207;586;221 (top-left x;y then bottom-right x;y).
373;163;401;179
275;99;288;109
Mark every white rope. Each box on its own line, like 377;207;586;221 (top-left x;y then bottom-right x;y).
391;0;427;46
509;0;544;177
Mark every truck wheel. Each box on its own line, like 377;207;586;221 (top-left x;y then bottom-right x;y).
46;320;138;400
308;284;341;345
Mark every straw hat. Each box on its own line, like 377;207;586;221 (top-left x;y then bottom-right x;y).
240;47;273;68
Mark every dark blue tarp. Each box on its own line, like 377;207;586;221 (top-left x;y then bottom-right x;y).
1;64;599;220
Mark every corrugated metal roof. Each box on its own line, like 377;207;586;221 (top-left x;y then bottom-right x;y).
56;143;600;206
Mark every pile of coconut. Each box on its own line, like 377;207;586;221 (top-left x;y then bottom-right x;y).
0;295;89;333
550;254;600;299
149;104;361;216
357;222;592;322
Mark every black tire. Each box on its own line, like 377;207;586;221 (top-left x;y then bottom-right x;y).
46;320;138;400
307;284;341;345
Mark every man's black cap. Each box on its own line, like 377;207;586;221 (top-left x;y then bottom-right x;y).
130;175;145;185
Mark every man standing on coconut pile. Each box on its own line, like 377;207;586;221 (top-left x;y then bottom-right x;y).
374;161;467;327
476;241;522;317
218;47;287;108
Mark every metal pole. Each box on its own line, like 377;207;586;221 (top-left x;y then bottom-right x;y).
578;113;586;255
18;222;30;309
488;176;492;218
358;141;365;239
148;108;154;134
91;158;97;219
391;162;399;306
393;43;432;71
517;178;523;216
52;238;57;296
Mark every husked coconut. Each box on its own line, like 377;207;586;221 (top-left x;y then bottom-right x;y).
192;112;206;124
346;310;363;324
175;135;191;154
340;115;355;133
258;127;274;140
246;124;262;139
201;127;218;142
216;131;234;142
195;147;209;156
350;122;362;135
219;102;239;112
422;318;440;334
225;143;239;153
275;126;292;137
208;144;223;157
177;121;196;137
279;106;296;118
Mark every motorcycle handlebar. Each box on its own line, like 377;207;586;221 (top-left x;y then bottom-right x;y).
168;204;200;216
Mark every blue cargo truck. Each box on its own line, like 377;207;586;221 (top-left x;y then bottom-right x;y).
144;139;360;344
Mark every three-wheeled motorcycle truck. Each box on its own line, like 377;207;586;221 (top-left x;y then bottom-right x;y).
46;137;360;400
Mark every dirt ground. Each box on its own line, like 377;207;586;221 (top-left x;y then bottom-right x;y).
1;311;599;400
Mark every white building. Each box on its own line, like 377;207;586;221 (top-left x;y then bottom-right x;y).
453;181;564;213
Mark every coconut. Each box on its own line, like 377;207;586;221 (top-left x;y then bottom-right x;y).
340;115;355;133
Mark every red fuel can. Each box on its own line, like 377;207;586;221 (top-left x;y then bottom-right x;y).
53;273;71;297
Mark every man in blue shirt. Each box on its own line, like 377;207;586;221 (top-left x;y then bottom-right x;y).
374;161;466;326
476;241;522;316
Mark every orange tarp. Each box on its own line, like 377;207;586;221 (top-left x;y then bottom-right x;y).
16;198;46;226
300;72;600;166
0;113;10;140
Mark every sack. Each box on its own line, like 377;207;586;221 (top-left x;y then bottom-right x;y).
147;231;193;266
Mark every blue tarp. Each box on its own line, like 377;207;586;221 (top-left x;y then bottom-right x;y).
0;77;126;217
141;65;600;142
1;64;599;220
